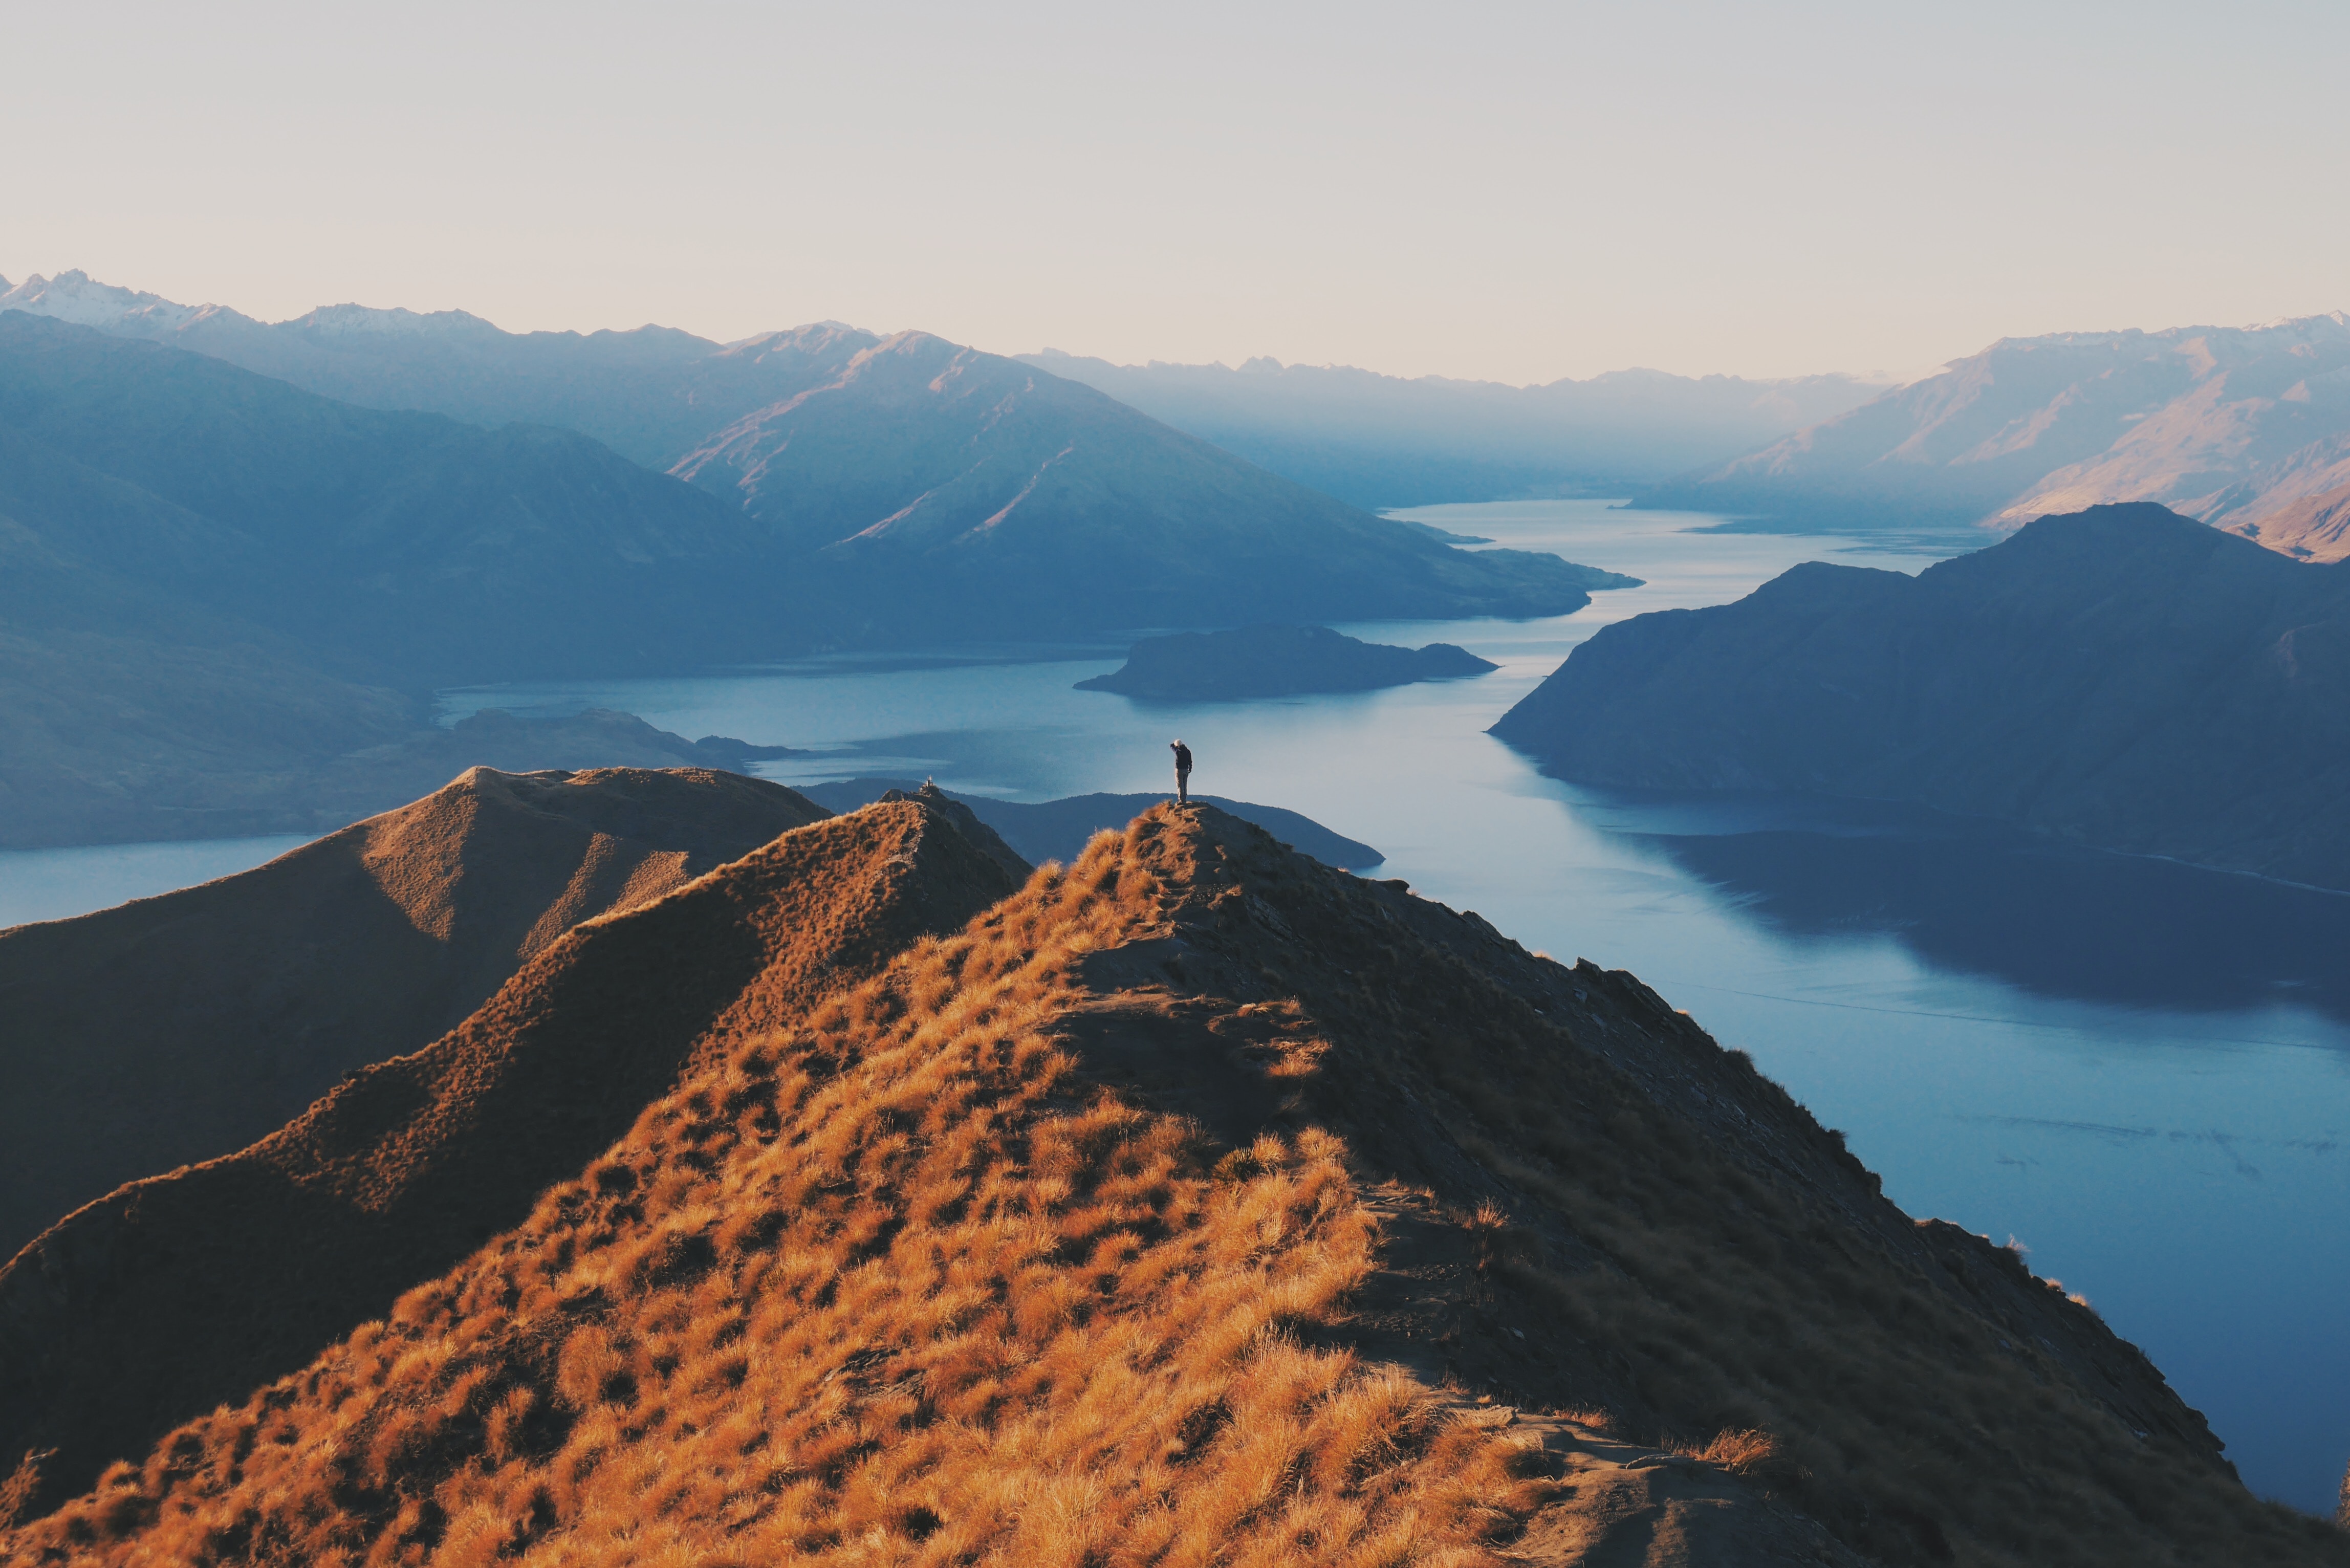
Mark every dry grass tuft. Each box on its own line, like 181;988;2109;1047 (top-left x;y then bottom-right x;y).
1676;1429;1786;1477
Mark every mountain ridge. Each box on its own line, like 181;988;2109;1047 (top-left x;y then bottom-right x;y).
0;765;831;1258
1017;345;1883;508
0;302;1625;845
1636;312;2350;559
0;792;1026;1521
4;798;2331;1563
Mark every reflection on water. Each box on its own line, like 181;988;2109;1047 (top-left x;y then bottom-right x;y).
1606;794;2350;1023
19;500;2350;1511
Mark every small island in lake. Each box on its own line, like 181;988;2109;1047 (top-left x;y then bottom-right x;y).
1076;623;1499;701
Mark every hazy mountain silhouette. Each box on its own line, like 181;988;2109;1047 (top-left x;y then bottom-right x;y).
0;304;1629;843
1492;505;2350;889
0;270;876;470
3;301;1623;660
671;331;1619;636
1019;349;1883;509
0;271;1885;514
0;313;780;687
1638;313;2350;559
0;766;830;1258
4;798;2313;1564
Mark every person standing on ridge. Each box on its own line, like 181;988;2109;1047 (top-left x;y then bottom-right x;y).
1170;739;1193;804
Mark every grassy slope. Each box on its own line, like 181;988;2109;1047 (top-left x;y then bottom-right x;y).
0;798;1023;1525
0;767;830;1259
4;804;2338;1565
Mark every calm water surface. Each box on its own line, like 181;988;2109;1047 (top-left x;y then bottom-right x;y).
0;834;312;929
13;501;2344;1510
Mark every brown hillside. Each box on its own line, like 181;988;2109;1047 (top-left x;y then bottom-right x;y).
5;805;2340;1565
0;766;829;1260
0;792;1025;1523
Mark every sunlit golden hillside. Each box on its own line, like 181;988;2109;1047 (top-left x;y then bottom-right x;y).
5;796;2340;1566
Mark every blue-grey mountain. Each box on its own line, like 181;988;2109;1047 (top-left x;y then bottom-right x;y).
1637;314;2350;560
1018;347;1882;509
1491;505;2350;889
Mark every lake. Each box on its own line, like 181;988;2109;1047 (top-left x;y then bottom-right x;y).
11;499;2345;1511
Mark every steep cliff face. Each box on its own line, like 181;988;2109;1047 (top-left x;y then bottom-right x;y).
1492;504;2350;889
0;767;829;1258
5;803;2332;1565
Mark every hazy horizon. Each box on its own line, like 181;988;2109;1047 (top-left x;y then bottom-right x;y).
7;0;2345;385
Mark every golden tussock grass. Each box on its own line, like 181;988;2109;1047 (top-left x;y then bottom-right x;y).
10;803;2346;1568
6;833;1550;1568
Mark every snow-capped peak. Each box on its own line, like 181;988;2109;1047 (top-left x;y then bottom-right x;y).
0;269;207;332
285;302;504;339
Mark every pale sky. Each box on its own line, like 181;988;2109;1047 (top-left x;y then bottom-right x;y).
4;0;2344;384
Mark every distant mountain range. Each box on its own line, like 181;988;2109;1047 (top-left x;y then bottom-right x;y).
664;330;1615;639
1491;504;2350;889
0;270;1889;512
0;277;1629;845
1019;347;1883;509
1637;314;2350;560
0;278;1613;644
0;270;866;470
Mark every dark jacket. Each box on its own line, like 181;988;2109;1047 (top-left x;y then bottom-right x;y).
1171;743;1193;772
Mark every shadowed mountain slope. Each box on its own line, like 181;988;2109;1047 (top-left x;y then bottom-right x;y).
0;793;1026;1520
1491;505;2350;889
5;804;2333;1564
0;313;781;688
0;408;429;844
671;331;1620;638
0;766;829;1258
1637;312;2350;557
